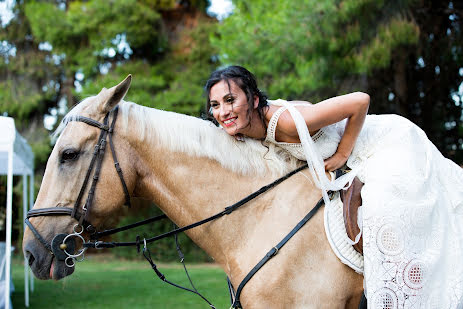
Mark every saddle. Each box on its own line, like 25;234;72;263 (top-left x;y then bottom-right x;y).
337;171;364;255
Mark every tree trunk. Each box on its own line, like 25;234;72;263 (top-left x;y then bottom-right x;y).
392;49;409;117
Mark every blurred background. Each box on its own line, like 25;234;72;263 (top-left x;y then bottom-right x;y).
0;0;462;307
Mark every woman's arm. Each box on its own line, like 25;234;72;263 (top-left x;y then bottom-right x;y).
275;92;370;171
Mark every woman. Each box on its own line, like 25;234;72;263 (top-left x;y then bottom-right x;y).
205;65;463;308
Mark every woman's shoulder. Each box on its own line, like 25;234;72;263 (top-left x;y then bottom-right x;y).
288;100;313;106
267;99;313;106
265;100;317;143
265;99;313;120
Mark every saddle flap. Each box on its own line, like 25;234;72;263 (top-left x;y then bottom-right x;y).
340;177;364;255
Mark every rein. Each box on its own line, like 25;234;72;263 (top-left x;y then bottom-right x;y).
83;163;311;249
25;107;324;309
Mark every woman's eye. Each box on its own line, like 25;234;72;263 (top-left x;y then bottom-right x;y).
60;149;79;163
226;97;234;103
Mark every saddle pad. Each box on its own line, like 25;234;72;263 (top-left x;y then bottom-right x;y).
324;192;364;274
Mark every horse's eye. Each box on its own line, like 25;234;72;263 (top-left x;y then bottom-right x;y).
60;149;79;163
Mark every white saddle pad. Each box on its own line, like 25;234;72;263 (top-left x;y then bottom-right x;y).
324;192;364;274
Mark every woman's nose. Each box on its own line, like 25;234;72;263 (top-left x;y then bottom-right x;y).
219;104;232;117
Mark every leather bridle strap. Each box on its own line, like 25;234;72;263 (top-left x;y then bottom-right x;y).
107;108;131;208
25;107;131;255
25;218;53;252
66;107;130;225
24;207;85;254
231;197;324;308
84;163;310;249
90;214;167;240
70;112;110;224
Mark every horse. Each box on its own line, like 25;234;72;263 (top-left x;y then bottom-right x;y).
23;76;364;308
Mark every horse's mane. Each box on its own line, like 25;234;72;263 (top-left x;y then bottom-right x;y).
54;98;302;177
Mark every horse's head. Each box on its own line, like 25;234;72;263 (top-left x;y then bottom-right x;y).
23;76;137;280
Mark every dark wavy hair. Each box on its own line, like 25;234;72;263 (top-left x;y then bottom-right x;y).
204;65;268;129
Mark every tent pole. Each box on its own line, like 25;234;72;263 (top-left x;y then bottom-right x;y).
23;174;29;307
5;144;13;309
29;172;34;293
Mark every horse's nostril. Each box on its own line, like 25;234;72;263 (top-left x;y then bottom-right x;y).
26;251;35;267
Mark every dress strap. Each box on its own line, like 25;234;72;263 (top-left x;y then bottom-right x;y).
266;106;287;143
267;99;359;208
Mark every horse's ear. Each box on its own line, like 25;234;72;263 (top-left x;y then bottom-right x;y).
99;75;132;114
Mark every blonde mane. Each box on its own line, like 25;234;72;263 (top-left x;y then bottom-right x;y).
54;98;302;177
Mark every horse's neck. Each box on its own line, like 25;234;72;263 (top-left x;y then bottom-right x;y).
135;149;272;267
118;104;275;267
117;104;324;288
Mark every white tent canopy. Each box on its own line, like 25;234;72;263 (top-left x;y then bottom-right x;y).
0;116;34;308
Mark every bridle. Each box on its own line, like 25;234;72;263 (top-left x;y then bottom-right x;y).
25;106;131;267
25;106;324;308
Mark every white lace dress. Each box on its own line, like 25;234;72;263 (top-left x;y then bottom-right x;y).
265;100;463;309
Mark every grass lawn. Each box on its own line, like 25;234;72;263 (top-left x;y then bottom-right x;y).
11;255;230;308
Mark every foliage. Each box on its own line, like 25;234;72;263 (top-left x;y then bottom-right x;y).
78;20;217;116
24;0;214;115
25;0;167;77
0;0;217;254
0;1;61;126
213;0;463;162
213;0;418;99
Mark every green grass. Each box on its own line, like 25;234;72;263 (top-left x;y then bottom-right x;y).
11;255;230;308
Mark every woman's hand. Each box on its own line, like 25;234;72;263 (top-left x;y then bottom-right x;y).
324;151;349;172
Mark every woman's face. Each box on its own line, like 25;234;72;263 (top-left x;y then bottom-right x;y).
209;79;256;136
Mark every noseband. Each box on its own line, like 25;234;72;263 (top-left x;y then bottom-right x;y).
25;107;131;267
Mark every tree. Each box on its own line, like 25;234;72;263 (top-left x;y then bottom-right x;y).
0;1;58;168
214;0;463;163
0;0;216;169
0;0;218;255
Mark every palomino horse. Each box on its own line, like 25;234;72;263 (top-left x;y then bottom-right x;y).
23;76;363;308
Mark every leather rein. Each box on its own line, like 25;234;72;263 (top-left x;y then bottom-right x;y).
25;107;323;309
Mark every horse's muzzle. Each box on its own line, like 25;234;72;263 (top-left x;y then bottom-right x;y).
23;238;75;280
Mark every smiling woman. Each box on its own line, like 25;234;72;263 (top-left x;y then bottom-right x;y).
206;66;269;140
209;80;262;136
204;65;463;308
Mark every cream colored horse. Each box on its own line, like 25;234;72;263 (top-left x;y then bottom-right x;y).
23;76;363;308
